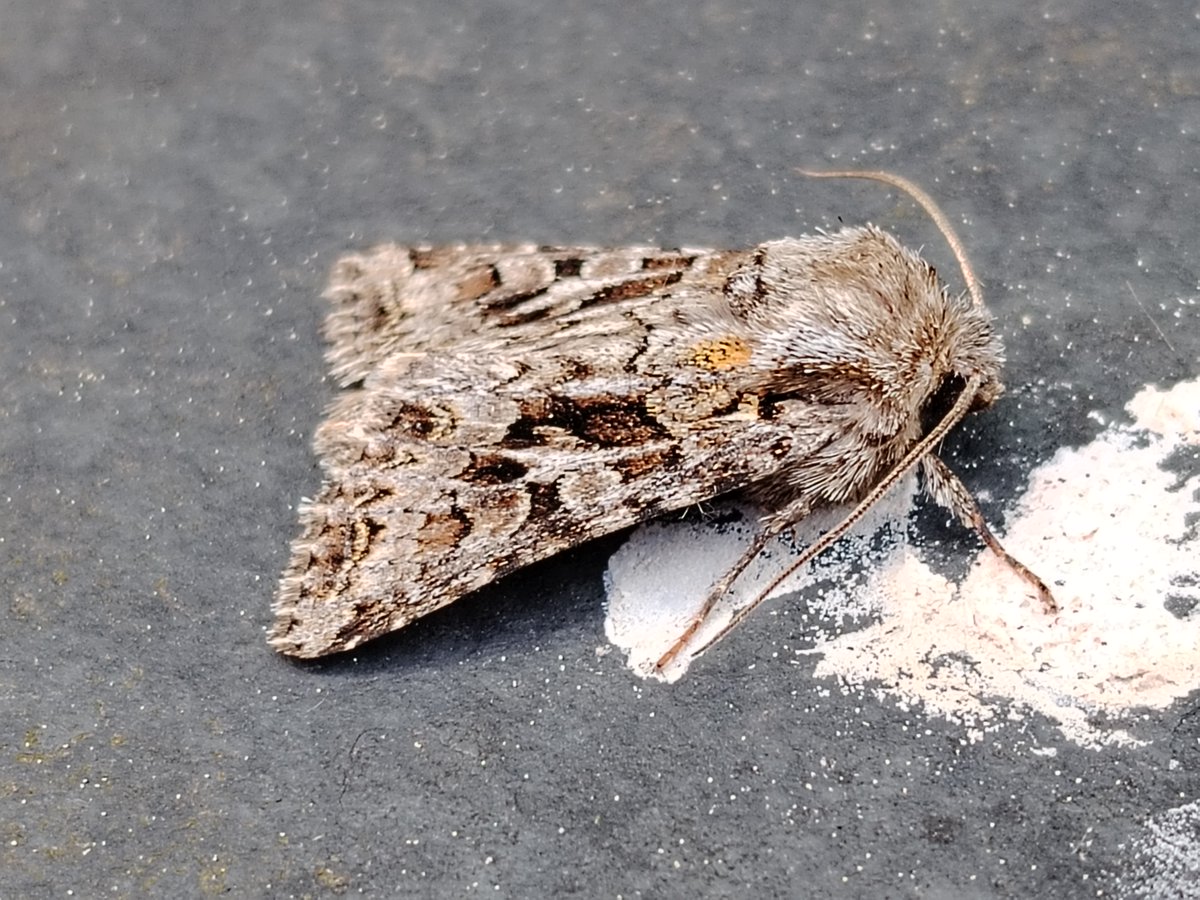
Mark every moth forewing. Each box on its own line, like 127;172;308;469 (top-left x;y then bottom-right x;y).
271;309;802;659
272;171;1054;661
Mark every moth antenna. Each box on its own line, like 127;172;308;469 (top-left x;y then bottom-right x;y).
796;168;985;310
657;373;988;671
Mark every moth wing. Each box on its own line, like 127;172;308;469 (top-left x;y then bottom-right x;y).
321;243;715;385
271;346;798;658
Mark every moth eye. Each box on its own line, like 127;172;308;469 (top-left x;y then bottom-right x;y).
973;380;1003;409
920;374;968;434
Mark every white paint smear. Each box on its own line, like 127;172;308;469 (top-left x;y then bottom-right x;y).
605;377;1200;749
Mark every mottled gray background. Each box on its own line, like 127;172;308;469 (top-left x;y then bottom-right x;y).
3;1;1198;896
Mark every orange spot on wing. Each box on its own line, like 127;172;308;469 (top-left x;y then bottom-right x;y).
686;336;753;370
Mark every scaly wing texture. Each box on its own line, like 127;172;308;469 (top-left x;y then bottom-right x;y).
272;345;801;657
320;243;732;383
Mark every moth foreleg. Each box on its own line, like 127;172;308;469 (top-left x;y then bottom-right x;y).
920;454;1058;612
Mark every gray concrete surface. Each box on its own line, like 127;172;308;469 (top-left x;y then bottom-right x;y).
2;1;1198;896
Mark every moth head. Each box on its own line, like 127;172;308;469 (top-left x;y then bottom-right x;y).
732;229;1006;414
937;287;1006;410
789;168;1013;418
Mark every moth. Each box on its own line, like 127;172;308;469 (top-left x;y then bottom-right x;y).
271;169;1056;664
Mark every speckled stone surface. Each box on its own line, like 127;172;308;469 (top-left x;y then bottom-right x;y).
3;1;1198;895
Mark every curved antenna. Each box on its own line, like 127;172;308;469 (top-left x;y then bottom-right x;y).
796;168;984;310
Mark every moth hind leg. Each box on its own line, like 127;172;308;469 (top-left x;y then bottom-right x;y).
655;495;819;672
919;454;1058;612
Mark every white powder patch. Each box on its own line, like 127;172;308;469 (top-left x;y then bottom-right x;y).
604;377;1200;749
817;421;1199;748
1117;800;1200;899
604;476;916;682
1127;379;1200;445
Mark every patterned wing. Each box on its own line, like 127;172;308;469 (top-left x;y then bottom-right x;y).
271;345;798;657
320;242;728;385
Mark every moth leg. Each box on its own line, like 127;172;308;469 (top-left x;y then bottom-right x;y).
920;454;1058;612
655;497;814;671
